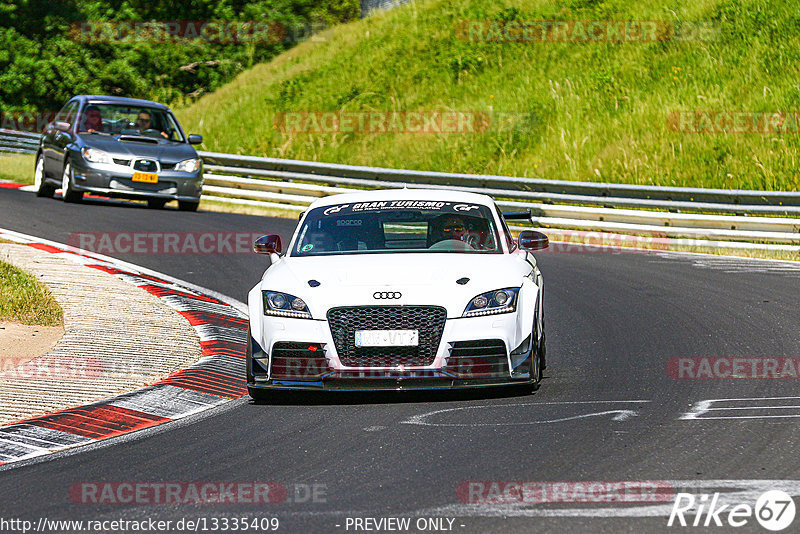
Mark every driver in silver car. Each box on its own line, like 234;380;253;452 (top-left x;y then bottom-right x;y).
136;110;168;139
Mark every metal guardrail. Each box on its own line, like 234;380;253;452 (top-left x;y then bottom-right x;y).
0;129;40;154
1;131;798;246
199;151;800;207
196;151;800;245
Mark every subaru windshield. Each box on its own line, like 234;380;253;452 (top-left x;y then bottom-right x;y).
78;102;185;142
292;200;502;256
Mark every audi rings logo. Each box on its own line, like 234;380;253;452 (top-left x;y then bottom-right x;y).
373;291;402;300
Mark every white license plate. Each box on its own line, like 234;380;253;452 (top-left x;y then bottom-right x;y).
355;329;419;347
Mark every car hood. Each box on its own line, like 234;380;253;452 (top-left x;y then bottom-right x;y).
78;134;197;163
259;253;534;318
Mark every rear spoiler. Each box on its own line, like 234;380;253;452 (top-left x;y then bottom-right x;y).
501;209;531;221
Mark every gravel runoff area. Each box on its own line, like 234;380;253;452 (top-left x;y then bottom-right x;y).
0;242;202;425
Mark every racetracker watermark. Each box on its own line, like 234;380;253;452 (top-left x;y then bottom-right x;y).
458;20;717;43
0;355;103;381
0;110;58;133
457;481;675;503
668;111;800;134
69;21;291;44
269;358;510;379
70;482;326;505
536;231;670;253
667;357;800;379
67;232;266;254
0;516;280;533
274;111;495;134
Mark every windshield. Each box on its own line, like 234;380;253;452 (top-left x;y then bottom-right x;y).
77;103;185;142
292;200;502;256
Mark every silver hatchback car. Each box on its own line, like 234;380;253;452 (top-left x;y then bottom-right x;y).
34;95;204;211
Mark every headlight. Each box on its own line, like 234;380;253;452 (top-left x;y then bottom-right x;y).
174;158;201;173
263;291;311;319
463;288;519;317
81;147;113;164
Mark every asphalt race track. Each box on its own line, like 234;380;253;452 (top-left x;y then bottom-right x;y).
1;187;800;533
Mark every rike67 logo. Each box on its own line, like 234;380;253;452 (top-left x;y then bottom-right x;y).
668;490;795;531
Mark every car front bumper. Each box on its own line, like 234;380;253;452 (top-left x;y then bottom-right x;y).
247;309;538;391
70;158;203;201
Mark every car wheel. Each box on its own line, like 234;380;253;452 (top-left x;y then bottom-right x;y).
178;200;199;212
61;162;83;203
34;154;55;198
147;199;167;209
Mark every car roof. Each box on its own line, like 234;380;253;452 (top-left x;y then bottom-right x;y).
306;188;496;209
73;95;170;110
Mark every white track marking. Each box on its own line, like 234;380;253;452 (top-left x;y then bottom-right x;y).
402;401;648;427
653;252;800;276
682;396;800;420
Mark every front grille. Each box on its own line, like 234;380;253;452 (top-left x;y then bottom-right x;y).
270;342;329;380
133;159;158;172
328;306;446;367
113;158;131;166
446;339;509;379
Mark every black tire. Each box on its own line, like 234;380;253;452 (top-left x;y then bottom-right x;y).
539;331;547;371
178;200;199;212
147;199;167;209
524;322;545;393
34;154;55;198
61;162;83;203
529;345;541;391
246;330;269;402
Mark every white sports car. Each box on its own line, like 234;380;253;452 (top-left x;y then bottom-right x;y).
246;189;549;398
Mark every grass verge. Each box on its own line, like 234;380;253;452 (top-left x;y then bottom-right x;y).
199;197;305;219
0;258;64;326
0;153;35;185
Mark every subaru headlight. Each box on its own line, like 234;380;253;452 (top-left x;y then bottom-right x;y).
175;158;201;173
81;147;113;164
463;288;519;317
263;291;311;319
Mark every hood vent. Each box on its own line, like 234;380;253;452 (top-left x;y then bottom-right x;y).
119;135;160;145
456;277;470;285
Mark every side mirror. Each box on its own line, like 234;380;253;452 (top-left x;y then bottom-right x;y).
518;230;549;251
253;234;282;255
188;134;203;145
502;209;532;221
54;121;71;131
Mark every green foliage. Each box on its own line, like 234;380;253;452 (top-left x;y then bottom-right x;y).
0;0;360;116
176;0;800;190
